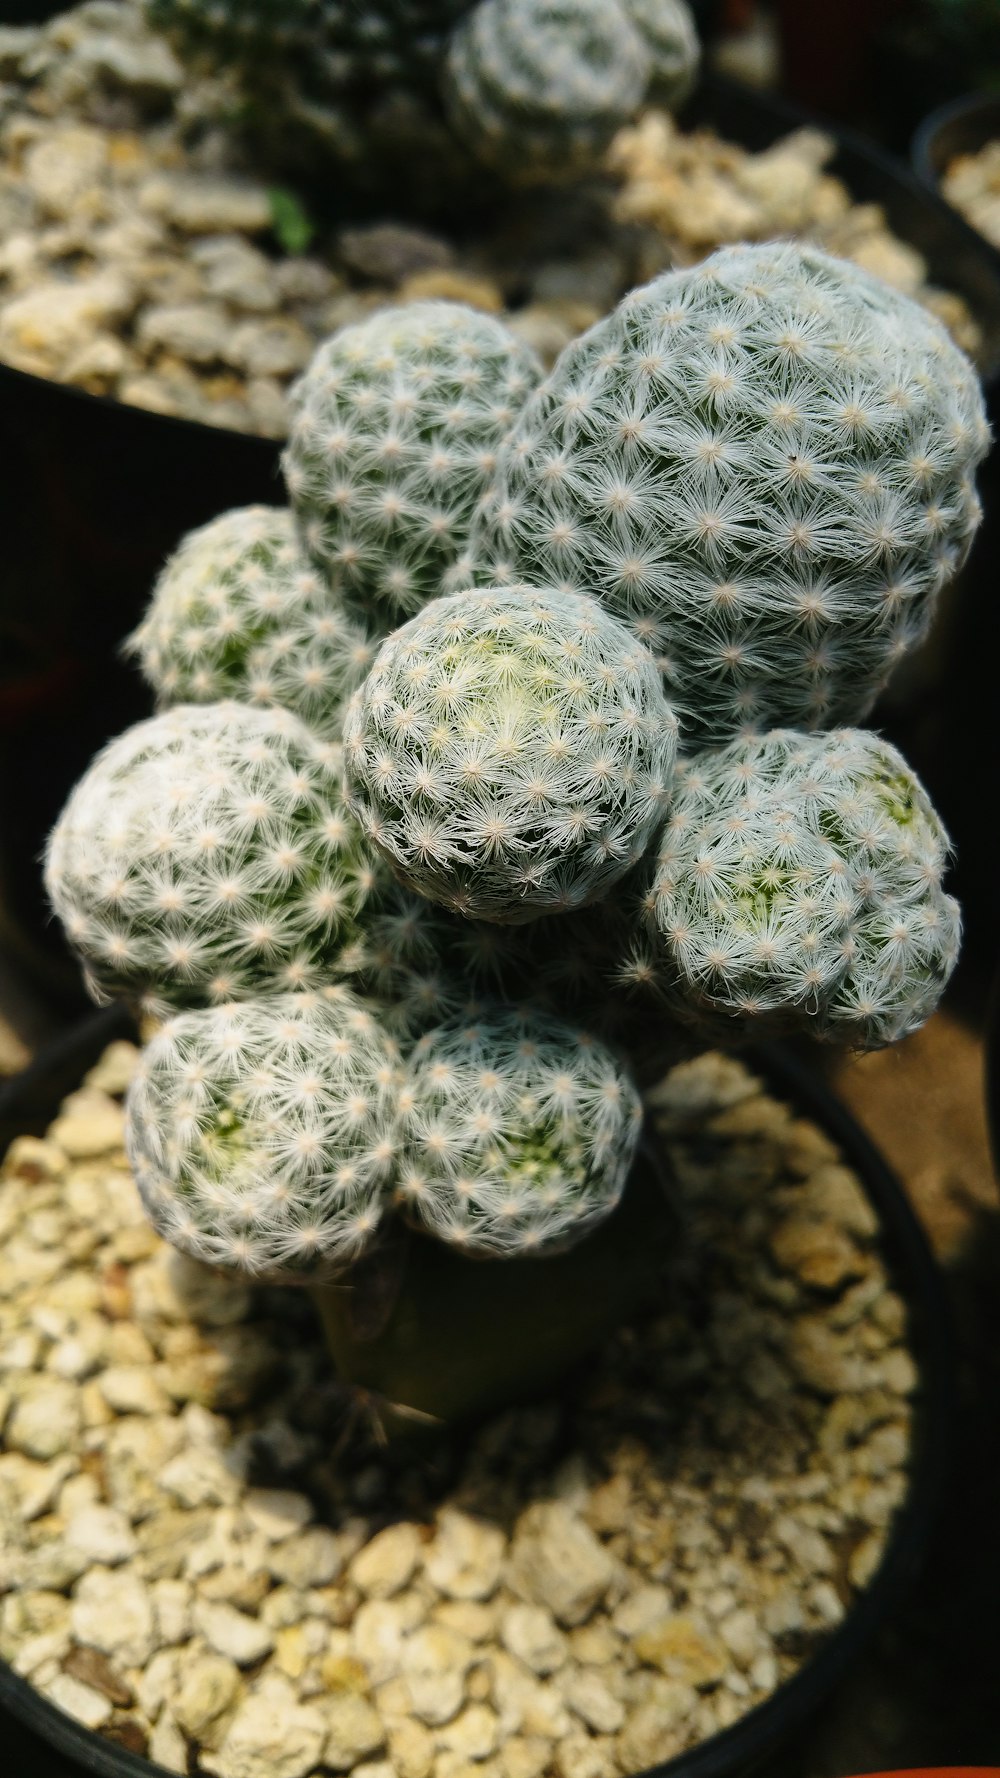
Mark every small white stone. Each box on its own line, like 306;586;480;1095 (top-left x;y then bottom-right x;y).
48;1092;126;1158
71;1566;154;1667
64;1504;137;1565
267;1525;344;1589
508;1503;615;1627
83;1041;141;1096
352;1595;426;1684
204;1680;327;1778
499;1604;567;1676
401;1624;475;1726
161;1445;241;1508
321;1693;387;1771
350;1522;422;1599
6;1378;82;1459
149;1709;189;1774
193;1598;275;1667
426;1509;506;1602
97;1364;172;1416
435;1703;499;1760
152;1577;193;1644
243;1488;313;1543
557;1669;624;1734
175;1650;242;1738
43;1670;113;1730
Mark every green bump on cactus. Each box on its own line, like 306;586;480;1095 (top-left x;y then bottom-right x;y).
471;240;990;745
125;989;401;1282
127;506;375;739
44;702;376;1014
283;303;542;633
343;585;679;923
396;1002;643;1255
649;727;961;1050
444;0;651;181
622;0;699;106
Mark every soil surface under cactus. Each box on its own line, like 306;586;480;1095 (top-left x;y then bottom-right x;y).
0;1040;916;1775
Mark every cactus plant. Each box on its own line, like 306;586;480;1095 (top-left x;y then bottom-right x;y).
443;0;651;181
44;240;987;1435
623;0;699;107
648;727;961;1049
283;304;542;634
471;240;990;745
126;506;374;738
125;988;401;1281
342;584;679;921
44;702;376;1013
395;1002;643;1255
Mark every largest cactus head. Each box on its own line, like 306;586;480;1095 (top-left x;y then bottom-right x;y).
472;240;990;745
342;583;679;923
283;302;542;635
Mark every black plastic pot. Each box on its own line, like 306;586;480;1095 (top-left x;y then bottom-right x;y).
0;1019;952;1778
912;91;1000;209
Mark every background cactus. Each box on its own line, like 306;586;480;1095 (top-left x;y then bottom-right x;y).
471;240;990;746
283;303;542;634
443;0;651;181
396;1002;643;1255
623;0;699;107
343;584;679;922
649;727;961;1049
126;505;374;738
125;988;401;1280
44;703;376;1013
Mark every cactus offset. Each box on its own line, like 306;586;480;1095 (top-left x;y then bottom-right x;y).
44;702;375;1013
444;0;651;181
623;0;699;107
125;988;401;1281
396;1002;642;1255
343;584;678;922
127;506;374;738
648;727;961;1049
284;303;541;633
471;240;990;745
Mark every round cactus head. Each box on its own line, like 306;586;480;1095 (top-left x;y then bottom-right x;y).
622;0;699;106
45;702;376;1013
471;240;990;745
343;584;679;923
283;302;542;634
396;1002;643;1255
125;989;401;1282
444;0;651;181
126;505;374;739
649;727;961;1049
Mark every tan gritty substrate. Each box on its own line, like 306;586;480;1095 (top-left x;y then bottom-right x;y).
0;1043;917;1778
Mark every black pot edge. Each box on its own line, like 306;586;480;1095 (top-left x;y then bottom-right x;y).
0;1020;953;1778
910;90;1000;188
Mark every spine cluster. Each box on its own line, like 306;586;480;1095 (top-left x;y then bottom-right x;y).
44;702;376;1014
470;240;990;746
343;585;678;922
283;302;542;634
396;1003;643;1255
649;728;961;1050
125;988;401;1281
127;505;374;738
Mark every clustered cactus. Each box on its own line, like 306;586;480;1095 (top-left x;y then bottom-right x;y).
342;585;678;920
471;241;990;745
396;1004;642;1254
46;238;987;1423
126;506;374;736
127;988;402;1280
147;0;700;195
283;303;542;633
649;728;961;1049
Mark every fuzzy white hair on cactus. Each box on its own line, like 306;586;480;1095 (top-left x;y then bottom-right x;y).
44;701;376;1014
342;583;679;923
470;240;990;745
397;1001;643;1255
127;505;374;740
125;989;401;1281
283;302;542;634
649;727;961;1049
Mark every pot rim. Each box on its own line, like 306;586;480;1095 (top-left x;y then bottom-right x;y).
0;1011;953;1778
911;89;1000;189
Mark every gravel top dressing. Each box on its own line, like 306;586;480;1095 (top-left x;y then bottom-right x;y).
0;0;983;439
0;1042;915;1777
